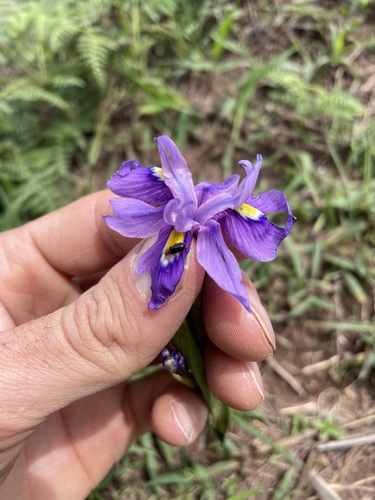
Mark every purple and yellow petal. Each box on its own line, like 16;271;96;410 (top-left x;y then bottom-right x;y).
108;161;172;204
219;208;289;262
137;226;193;309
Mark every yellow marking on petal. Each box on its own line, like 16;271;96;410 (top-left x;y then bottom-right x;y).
151;167;165;180
161;230;186;266
236;203;263;221
165;230;185;247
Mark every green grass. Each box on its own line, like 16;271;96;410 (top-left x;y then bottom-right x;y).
1;0;374;497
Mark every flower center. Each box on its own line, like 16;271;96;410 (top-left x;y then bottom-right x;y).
161;229;186;266
236;203;263;221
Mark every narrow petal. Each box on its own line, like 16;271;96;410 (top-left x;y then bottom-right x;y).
137;226;193;309
108;161;172;204
196;219;250;311
237;155;263;205
104;198;164;238
156;136;197;217
219;208;290;262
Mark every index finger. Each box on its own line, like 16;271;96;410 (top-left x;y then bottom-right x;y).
24;190;133;277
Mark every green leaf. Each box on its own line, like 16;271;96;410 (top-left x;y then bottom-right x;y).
172;319;230;440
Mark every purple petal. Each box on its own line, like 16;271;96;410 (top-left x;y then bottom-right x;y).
195;175;240;205
108;161;172;204
219;208;291;262
161;348;188;375
196;219;250;311
104;198;164;238
237;155;262;205
250;190;295;238
194;158;263;225
156;136;197;217
250;190;293;215
137;226;193;309
163;198;197;233
195;191;236;225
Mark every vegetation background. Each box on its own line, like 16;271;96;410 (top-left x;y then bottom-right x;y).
1;0;374;498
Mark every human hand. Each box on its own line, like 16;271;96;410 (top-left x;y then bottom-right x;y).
0;190;275;499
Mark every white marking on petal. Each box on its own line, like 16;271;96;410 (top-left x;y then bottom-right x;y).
236;203;263;221
151;167;165;181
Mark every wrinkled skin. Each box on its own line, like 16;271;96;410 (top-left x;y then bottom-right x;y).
0;191;275;500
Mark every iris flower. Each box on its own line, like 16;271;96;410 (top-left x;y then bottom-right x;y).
104;136;294;311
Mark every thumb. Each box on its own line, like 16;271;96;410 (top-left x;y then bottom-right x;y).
0;239;204;428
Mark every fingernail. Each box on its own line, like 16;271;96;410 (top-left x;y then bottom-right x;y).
131;237;156;303
250;295;276;351
245;362;264;401
170;400;197;443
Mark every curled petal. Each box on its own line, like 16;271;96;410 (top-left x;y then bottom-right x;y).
108;161;172;204
195;175;240;205
194;157;263;225
237;154;262;205
164;198;197;233
195;191;236;225
219;208;291;262
104;198;164;238
196;219;250;311
156;136;197;216
137;226;193;309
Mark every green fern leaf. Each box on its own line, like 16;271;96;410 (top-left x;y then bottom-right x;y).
1;79;72;112
76;32;116;89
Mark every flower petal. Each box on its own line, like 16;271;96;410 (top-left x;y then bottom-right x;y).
249;190;293;214
156;136;197;216
237;155;262;205
108;160;172;204
137;226;193;309
195;175;240;205
163;198;197;233
196;219;250;311
104;198;164;238
250;190;295;238
195;191;236;225
194;157;263;225
219;207;290;262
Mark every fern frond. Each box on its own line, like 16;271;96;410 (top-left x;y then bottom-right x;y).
1;79;72;112
76;31;117;89
49;75;85;89
142;0;177;21
268;67;366;122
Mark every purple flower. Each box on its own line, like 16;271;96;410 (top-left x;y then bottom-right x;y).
104;136;294;311
160;347;188;375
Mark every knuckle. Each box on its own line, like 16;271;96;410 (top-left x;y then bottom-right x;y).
63;275;143;374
